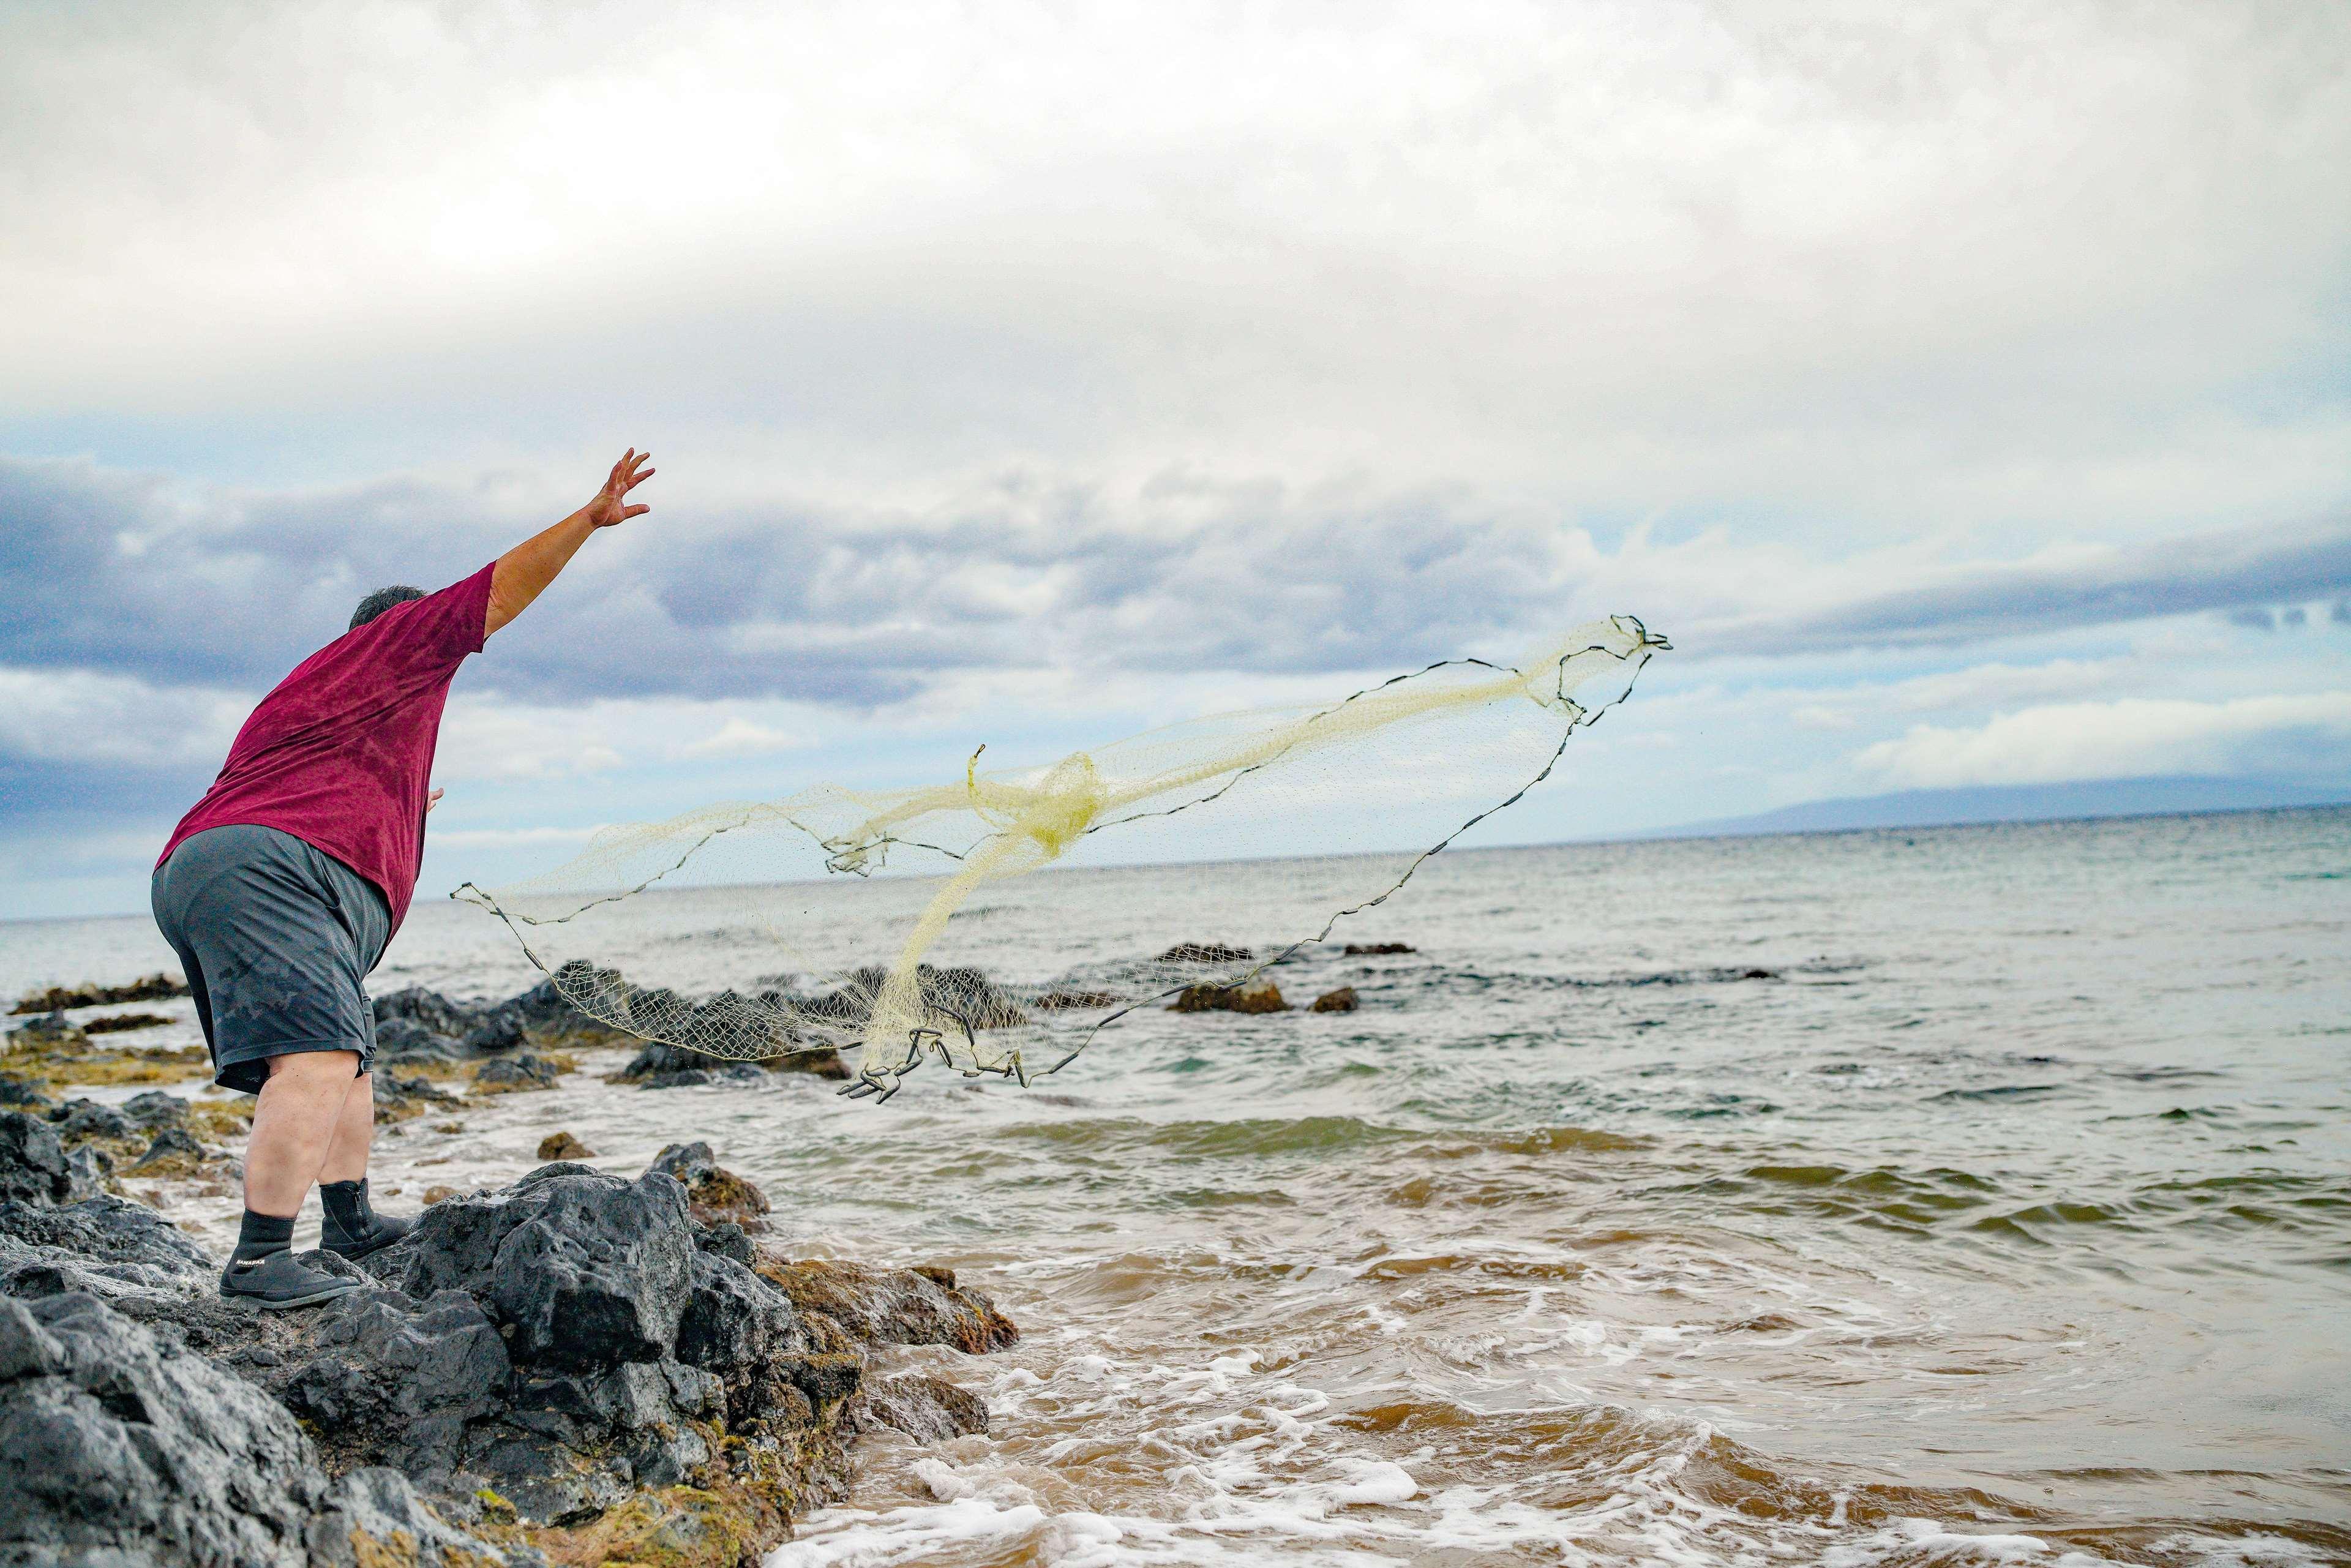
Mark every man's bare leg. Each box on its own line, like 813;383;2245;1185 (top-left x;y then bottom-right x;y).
317;1071;413;1259
318;1071;374;1184
244;1049;361;1215
224;1049;366;1308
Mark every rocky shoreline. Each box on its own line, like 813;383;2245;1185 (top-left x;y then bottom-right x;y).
0;978;1018;1568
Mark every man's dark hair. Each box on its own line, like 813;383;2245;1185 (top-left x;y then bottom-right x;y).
350;585;427;631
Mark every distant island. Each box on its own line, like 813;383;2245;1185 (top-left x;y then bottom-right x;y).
1642;775;2351;841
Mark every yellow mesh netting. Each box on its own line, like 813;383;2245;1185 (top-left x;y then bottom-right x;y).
454;615;1668;1100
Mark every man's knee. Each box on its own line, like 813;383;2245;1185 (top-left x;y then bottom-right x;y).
263;1048;362;1084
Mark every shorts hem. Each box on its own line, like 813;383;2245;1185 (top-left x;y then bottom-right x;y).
212;1036;375;1095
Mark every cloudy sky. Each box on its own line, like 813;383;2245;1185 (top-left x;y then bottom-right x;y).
5;0;2349;918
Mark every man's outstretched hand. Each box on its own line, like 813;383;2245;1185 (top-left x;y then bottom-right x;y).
585;449;654;529
486;446;659;638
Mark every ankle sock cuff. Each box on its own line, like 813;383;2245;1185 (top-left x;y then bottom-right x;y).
233;1209;296;1264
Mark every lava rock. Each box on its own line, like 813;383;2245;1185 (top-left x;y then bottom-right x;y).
373;1015;464;1062
648;1142;772;1229
127;1126;213;1177
119;1090;193;1133
373;985;483;1039
388;1166;694;1371
0;1109;97;1207
277;1288;514;1482
1168;978;1288;1015
0;1072;54;1110
473;1052;559;1092
462;1010;528;1056
49;1097;135;1144
1158;942;1254;963
10;973;189;1015
0;1194;215;1301
756;1259;1020;1354
848;1371;991;1443
0;1291;511;1567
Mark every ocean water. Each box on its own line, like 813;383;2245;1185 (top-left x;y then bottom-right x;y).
6;806;2348;1565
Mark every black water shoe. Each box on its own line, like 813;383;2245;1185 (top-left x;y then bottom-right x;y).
219;1250;362;1311
320;1177;414;1259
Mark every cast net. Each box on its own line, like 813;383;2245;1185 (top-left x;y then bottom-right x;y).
454;616;1668;1100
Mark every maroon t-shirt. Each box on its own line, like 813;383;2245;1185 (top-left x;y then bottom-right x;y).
157;564;496;935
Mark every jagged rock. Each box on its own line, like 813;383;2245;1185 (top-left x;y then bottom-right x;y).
119;1090;193;1133
0;1109;98;1206
50;1097;135;1144
375;1071;461;1125
1343;941;1415;955
373;986;480;1041
1169;978;1288;1014
7;1010;86;1047
276;1288;514;1482
648;1142;771;1229
1159;942;1254;963
462;1011;528;1056
0;1292;512;1567
1311;986;1360;1013
82;1011;175;1036
0;1195;215;1301
127;1125;212;1177
616;1038;769;1090
848;1372;991;1443
0;1072;53;1109
1034;989;1120;1010
10;973;189;1015
373;1015;464;1062
756;1260;1019;1354
386;1166;694;1371
695;1221;756;1267
472;1052;558;1093
536;1131;594;1161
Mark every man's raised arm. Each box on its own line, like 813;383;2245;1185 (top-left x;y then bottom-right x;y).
485;449;655;638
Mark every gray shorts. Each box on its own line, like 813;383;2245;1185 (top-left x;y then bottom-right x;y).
150;824;390;1095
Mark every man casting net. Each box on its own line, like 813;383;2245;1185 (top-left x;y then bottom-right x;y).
456;617;1669;1100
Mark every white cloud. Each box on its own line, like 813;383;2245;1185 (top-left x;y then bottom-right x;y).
2;2;2347;531
0;667;249;768
681;718;809;759
1856;691;2351;787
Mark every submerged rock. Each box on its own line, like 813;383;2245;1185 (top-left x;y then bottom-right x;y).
1159;942;1254;963
1343;941;1415;956
1311;986;1360;1013
9;972;189;1015
756;1259;1021;1355
649;1142;772;1229
471;1052;561;1094
1169;978;1289;1015
536;1130;595;1161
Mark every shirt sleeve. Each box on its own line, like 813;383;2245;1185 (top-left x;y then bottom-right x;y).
387;563;497;671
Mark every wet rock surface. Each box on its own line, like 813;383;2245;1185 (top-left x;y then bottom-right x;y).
0;1122;1015;1564
1170;977;1290;1014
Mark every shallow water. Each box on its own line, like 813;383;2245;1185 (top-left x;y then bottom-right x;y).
7;808;2349;1564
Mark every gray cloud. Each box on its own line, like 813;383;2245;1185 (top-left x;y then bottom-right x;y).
1722;519;2351;656
8;456;2349;721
